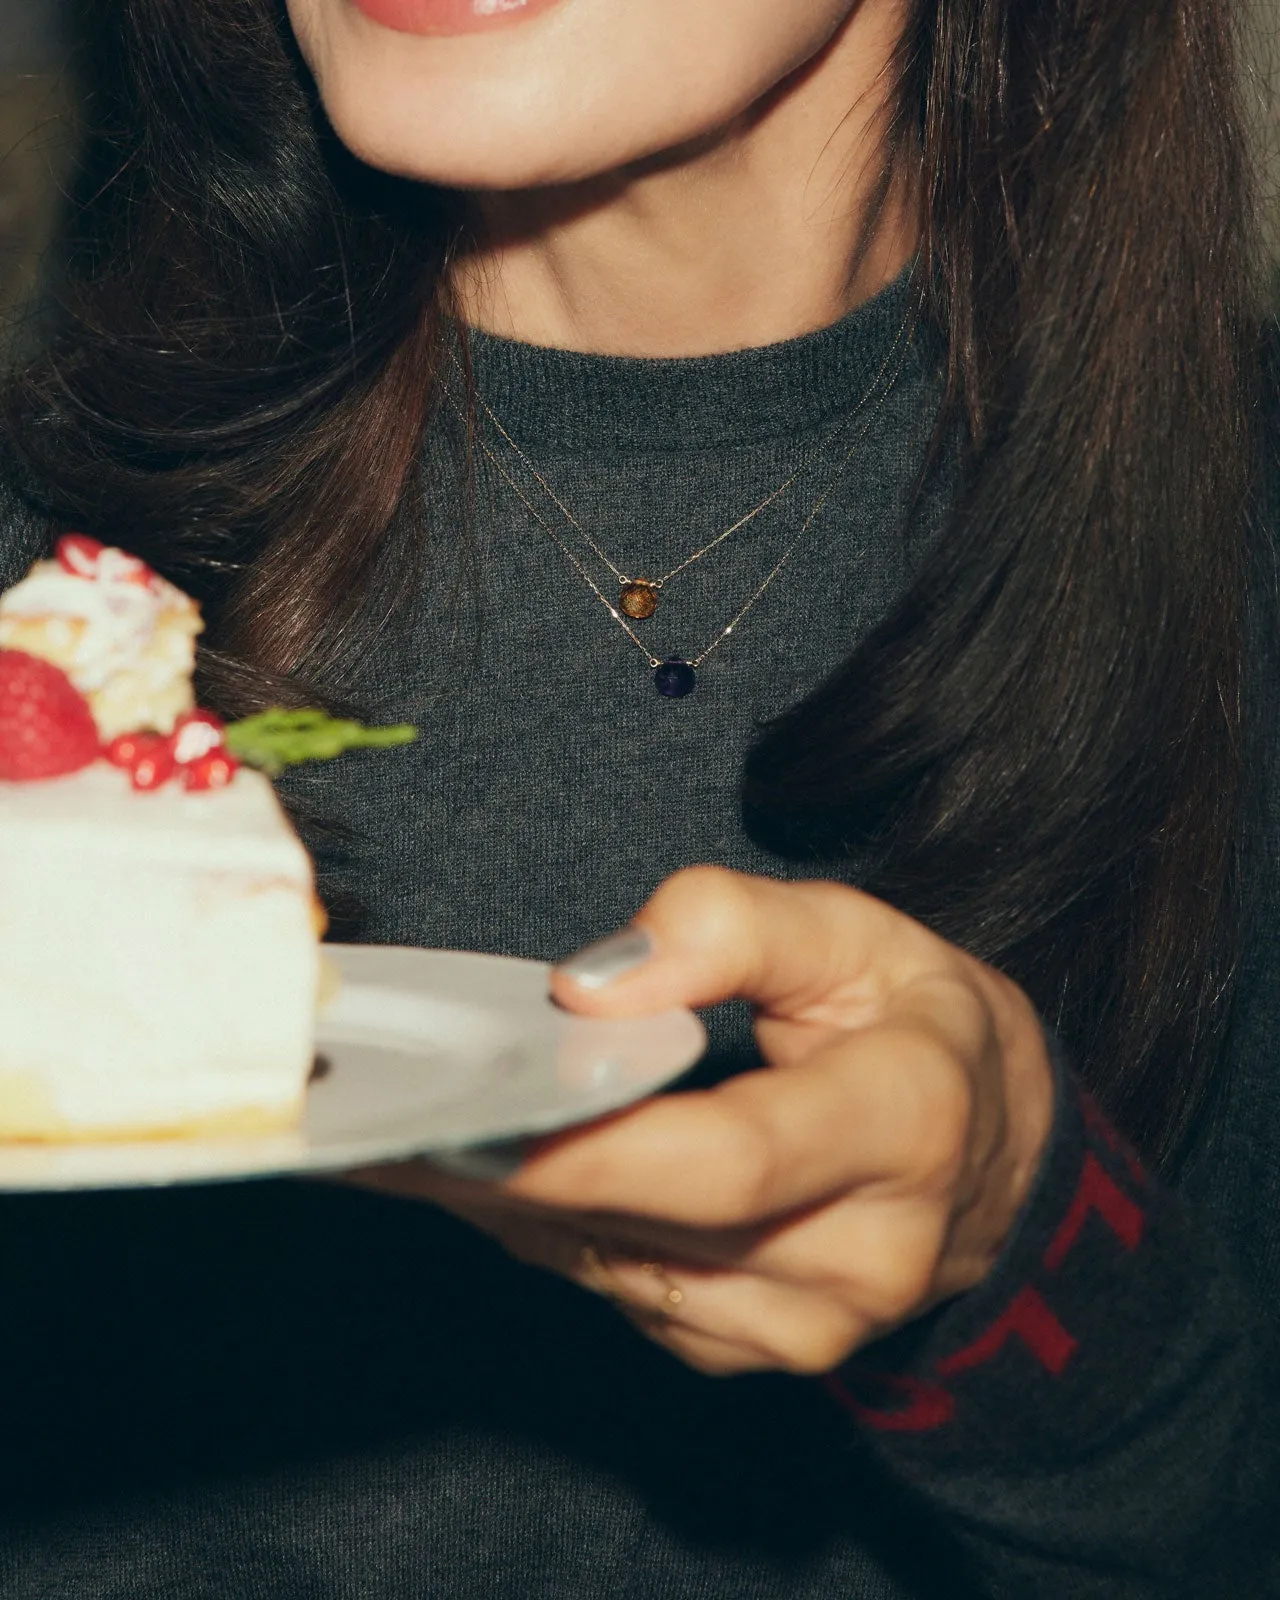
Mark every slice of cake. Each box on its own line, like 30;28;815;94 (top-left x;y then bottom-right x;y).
0;760;318;1139
0;535;410;1143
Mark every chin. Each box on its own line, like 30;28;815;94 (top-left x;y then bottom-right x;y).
317;74;654;190
289;0;856;192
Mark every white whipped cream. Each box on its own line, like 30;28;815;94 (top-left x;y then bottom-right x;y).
0;550;202;738
0;560;178;691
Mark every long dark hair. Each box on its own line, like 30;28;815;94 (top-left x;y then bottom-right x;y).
1;0;1263;1169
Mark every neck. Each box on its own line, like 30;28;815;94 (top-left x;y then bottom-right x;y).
449;2;918;359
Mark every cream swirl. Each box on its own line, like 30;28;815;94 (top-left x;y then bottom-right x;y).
0;541;203;739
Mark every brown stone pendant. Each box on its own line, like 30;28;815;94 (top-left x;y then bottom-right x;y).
618;581;660;620
618;580;659;620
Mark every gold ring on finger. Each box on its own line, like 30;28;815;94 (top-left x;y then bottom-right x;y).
577;1244;686;1322
639;1259;685;1312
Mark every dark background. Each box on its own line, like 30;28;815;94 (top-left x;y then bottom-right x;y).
0;0;73;339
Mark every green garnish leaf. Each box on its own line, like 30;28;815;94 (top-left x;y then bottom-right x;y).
224;709;417;776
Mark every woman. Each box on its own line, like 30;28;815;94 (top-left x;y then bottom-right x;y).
0;0;1274;1594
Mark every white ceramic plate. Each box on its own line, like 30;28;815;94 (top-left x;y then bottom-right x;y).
0;945;707;1192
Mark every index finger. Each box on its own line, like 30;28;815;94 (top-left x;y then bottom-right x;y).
509;979;989;1227
550;866;949;1030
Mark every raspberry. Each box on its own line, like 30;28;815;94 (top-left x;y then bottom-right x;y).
0;651;101;782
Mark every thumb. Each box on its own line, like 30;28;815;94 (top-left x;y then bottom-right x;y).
550;865;931;1024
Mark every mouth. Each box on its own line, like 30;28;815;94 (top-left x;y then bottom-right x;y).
349;0;567;37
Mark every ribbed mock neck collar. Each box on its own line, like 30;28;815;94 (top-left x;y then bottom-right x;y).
460;263;921;455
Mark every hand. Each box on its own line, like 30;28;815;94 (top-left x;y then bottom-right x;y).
346;867;1055;1376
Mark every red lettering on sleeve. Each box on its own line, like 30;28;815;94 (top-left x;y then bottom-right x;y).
936;1286;1078;1378
823;1371;956;1433
1042;1151;1145;1273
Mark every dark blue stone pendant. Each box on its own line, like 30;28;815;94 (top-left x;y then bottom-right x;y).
654;659;697;698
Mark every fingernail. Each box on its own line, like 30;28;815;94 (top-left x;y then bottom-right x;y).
555;926;654;990
428;1140;528;1182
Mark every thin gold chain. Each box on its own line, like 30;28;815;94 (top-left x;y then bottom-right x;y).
455;291;921;675
465;358;894;591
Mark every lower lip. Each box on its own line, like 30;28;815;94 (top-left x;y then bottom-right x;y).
350;0;564;35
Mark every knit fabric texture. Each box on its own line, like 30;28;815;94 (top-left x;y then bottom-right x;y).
0;271;1276;1599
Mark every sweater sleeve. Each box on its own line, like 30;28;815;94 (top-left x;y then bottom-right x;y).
825;1042;1278;1599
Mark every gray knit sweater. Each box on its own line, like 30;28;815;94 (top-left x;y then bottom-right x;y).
0;270;1275;1599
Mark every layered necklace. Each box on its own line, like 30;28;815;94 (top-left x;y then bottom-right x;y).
452;291;920;698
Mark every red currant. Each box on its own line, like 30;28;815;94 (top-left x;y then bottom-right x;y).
55;534;106;578
104;732;152;769
184;750;239;791
126;734;177;791
56;535;156;589
171;709;226;766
